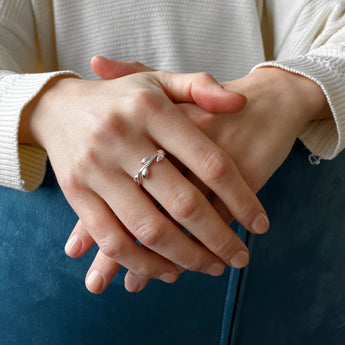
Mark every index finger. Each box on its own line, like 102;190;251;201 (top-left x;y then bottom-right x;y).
146;98;269;235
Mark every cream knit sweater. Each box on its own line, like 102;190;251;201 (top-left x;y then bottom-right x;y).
1;0;345;191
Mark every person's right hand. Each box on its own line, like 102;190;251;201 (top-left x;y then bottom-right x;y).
20;68;269;293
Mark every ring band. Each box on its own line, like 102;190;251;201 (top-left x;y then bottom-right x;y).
134;149;166;186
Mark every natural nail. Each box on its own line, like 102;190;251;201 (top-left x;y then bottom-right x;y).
229;250;249;268
207;263;225;276
86;270;103;293
65;235;82;256
251;213;269;234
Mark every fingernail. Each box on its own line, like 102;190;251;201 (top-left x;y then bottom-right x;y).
229;250;249;268
86;270;103;293
126;280;141;292
159;272;177;283
251;213;269;234
65;235;82;256
207;263;225;276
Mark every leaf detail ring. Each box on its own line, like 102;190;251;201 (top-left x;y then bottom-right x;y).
134;149;166;186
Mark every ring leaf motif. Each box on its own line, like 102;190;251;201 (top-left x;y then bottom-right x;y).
142;167;149;178
141;156;151;164
135;150;165;185
156;154;164;162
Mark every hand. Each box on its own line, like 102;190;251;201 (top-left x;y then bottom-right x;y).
19;63;269;293
69;57;330;292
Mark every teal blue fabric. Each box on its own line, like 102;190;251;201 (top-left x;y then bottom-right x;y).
0;163;241;345
230;141;345;345
2;140;345;345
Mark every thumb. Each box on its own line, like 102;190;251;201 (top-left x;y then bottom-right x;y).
91;56;154;80
91;56;248;114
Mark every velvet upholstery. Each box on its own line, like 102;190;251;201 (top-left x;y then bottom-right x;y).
0;163;243;345
230;141;345;345
1;140;345;345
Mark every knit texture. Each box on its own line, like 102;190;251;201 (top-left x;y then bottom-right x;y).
254;0;345;160
1;0;345;191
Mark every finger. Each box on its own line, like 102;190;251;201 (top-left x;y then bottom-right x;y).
62;187;180;282
124;271;152;293
125;263;187;293
114;141;248;269
184;170;234;224
153;70;247;114
91;56;154;80
85;249;121;294
65;219;95;258
91;57;247;114
89;166;227;274
145;100;270;236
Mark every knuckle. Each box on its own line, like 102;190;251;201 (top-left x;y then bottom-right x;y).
74;146;98;173
99;236;126;260
130;60;146;70
91;113;126;144
83;212;105;231
198;72;214;82
183;251;207;272
232;190;257;221
170;189;201;222
129;89;152;108
127;88;165;119
202;150;229;185
59;172;81;197
242;195;256;216
133;217;165;247
211;237;237;263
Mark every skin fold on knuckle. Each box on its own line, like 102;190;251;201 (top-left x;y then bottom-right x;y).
90;112;127;147
72;145;100;179
125;86;166;122
169;189;202;223
133;217;166;248
58;170;84;200
233;191;260;227
210;236;244;264
98;236;127;260
182;249;212;273
201;150;229;185
194;72;215;87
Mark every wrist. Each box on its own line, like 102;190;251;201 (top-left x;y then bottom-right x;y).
252;67;332;123
19;76;81;149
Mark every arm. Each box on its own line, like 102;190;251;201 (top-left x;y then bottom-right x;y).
0;0;80;191
71;1;345;293
1;5;269;294
259;0;345;160
80;56;331;292
21;66;271;293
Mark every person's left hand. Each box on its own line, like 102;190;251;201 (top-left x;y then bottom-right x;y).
66;57;331;292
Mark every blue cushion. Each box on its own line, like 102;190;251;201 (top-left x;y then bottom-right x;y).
3;140;343;345
230;141;345;345
0;162;242;345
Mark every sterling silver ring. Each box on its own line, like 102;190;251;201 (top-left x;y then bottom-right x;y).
134;149;166;186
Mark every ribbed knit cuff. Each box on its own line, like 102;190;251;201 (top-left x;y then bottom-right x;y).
251;55;345;160
0;71;80;191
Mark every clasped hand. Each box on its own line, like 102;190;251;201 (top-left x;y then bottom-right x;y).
21;59;271;293
64;57;330;293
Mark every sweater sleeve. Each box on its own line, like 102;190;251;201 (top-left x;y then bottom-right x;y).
253;0;345;160
0;0;80;191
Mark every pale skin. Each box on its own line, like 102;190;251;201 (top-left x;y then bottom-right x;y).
63;57;331;293
19;62;270;291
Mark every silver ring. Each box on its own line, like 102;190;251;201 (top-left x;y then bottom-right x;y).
134;149;166;186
